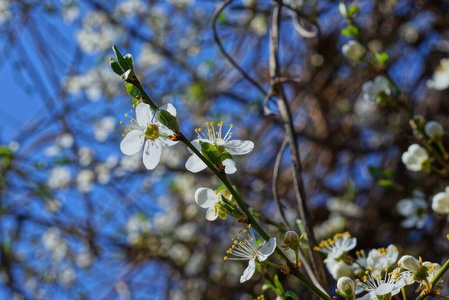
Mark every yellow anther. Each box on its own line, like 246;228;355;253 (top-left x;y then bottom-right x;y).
130;110;133;113
211;122;214;126
224;256;228;260
122;134;125;137
125;113;128;117
120;121;123;125
230;124;234;128
197;128;201;131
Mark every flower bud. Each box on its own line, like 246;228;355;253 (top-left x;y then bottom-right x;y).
401;144;429;172
339;2;348;18
328;260;352;280
424;121;445;140
398;255;420;273
432;188;449;214
283;231;300;249
336;277;355;300
342;41;366;61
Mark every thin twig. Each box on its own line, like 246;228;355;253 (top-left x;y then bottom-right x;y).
273;135;290;229
211;0;268;96
268;0;328;290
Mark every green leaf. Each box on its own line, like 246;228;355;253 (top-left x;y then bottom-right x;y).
274;274;284;294
109;57;123;75
368;166;393;180
262;283;275;291
200;142;220;164
347;5;360;16
219;152;233;163
375;52;389;64
156;110;179;132
112;45;131;71
124;54;134;68
0;146;13;158
285;291;300;300
125;82;142;99
446;234;449;240
341;25;359;36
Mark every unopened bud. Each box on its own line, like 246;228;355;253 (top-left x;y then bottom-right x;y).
336;277;355;300
284;231;300;249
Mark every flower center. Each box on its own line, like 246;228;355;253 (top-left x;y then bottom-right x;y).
145;124;160;140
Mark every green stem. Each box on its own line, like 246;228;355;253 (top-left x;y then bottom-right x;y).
415;258;449;300
401;287;407;300
264;260;283;270
180;136;331;300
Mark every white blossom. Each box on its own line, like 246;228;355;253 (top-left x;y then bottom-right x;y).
432;187;449;214
224;228;276;283
120;103;178;170
397;191;429;228
362;76;391;103
186;122;254;174
401;144;429;172
76;11;123;54
42;227;68;262
0;1;11;26
314;232;356;259
78;147;94;167
424;120;445;140
342;41;366;61
94;116;116;142
356;268;405;300
427;58;449;91
326;258;353;280
47;166;71;190
76;169;95;193
194;188;231;221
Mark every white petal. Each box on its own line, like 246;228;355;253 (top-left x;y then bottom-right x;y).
225;140;254;155
136;103;153;126
187;139;205;154
142;140;161;170
223;159;237;174
194;188;218;208
160;103;176;117
120;130;144;155
185;154;207;173
257;237;276;261
345;237;357;251
205;207;218;221
240;259;256;283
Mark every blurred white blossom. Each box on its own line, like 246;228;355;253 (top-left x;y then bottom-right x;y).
397;191;429;228
47;166;71;190
427;58;449;90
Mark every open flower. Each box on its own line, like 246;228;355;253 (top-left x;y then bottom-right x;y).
398;255;441;286
362;76;391;103
120;103;178;170
397;191;429;229
186;121;254;174
224;227;276;283
194;187;231;221
401;144;429;172
357;268;405;300
314;232;357;259
432;187;449;214
353;245;398;274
